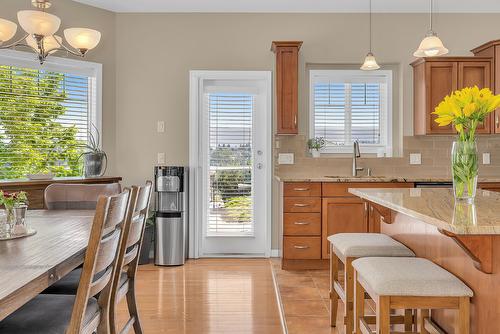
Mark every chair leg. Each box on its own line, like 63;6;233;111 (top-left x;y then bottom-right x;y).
354;273;365;334
376;296;390;334
404;309;413;332
126;278;144;334
458;297;470;334
329;244;339;327
345;258;355;334
419;309;430;334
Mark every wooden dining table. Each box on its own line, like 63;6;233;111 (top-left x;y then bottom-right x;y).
0;210;95;321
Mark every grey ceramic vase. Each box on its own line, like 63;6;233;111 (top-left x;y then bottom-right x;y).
83;152;107;177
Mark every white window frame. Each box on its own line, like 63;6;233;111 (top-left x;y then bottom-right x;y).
309;69;393;156
0;49;103;145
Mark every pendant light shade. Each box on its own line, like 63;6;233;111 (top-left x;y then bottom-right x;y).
64;28;101;53
414;0;448;58
360;0;379;71
0;18;18;43
361;52;380;70
17;10;61;36
26;34;62;54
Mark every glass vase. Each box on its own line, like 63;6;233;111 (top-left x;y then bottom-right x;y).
451;140;478;203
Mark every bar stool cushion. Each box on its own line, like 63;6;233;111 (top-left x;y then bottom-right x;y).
327;233;415;259
0;294;100;334
352;257;474;297
43;268;128;295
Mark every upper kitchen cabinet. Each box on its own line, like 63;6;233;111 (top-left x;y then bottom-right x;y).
411;57;492;135
271;41;302;135
472;40;500;133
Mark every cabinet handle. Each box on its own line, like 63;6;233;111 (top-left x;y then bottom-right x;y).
294;221;310;225
294;115;297;126
294;203;310;207
364;202;368;212
496;115;499;128
293;187;310;191
293;245;310;249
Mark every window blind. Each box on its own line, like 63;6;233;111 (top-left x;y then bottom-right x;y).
0;65;90;179
206;92;254;236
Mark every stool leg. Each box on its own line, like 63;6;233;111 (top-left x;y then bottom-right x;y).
354;273;365;334
329;243;339;327
458;297;470;334
376;296;390;334
345;258;355;334
420;309;430;334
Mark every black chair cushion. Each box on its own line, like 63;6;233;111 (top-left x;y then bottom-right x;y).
0;295;99;334
44;268;128;295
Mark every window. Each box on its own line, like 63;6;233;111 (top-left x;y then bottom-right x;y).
0;50;101;179
309;70;392;155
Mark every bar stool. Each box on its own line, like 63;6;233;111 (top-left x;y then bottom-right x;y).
353;257;473;334
328;233;416;333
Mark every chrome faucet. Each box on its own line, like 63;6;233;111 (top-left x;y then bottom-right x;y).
352;140;364;177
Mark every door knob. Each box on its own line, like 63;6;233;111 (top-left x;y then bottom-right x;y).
256;163;263;169
257;150;263;156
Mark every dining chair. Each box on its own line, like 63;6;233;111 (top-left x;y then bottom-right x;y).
110;181;153;334
0;189;130;334
44;183;122;210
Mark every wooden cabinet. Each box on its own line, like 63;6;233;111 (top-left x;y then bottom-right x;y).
271;41;302;135
412;57;492;135
472;40;500;133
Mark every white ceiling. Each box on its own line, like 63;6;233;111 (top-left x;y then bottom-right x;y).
72;0;500;13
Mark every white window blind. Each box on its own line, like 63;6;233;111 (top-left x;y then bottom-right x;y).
0;63;94;179
310;70;392;155
206;92;254;236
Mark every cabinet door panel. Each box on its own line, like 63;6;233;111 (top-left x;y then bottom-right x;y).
321;198;367;258
284;213;321;235
426;62;458;134
275;46;299;134
284;197;321;213
458;61;492;133
283;236;321;259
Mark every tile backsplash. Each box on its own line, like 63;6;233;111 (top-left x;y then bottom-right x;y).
275;135;500;179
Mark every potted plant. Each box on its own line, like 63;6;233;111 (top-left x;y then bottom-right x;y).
433;86;500;201
139;212;155;265
81;123;107;178
307;137;326;158
0;191;28;232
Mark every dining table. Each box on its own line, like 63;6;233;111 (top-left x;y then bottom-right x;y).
0;210;95;321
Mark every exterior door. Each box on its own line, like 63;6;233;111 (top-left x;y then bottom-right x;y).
189;71;272;258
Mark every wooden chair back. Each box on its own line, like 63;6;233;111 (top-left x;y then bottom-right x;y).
66;189;130;334
110;181;153;334
44;183;122;210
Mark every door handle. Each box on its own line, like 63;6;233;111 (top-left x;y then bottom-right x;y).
293;245;310;249
256;163;263;169
293;188;310;191
294;221;310;225
293;203;310;207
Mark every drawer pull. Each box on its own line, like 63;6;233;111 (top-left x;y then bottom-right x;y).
293;245;310;249
293;187;310;191
293;203;310;207
294;221;310;225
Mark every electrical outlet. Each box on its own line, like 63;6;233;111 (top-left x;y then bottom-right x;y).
157;121;165;133
278;153;294;165
483;152;491;165
157;152;166;165
409;153;421;165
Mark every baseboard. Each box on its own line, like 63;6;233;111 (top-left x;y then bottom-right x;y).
271;249;281;258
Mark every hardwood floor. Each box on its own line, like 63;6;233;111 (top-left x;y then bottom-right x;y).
116;259;284;334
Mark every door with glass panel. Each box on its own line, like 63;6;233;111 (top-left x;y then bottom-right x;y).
190;71;271;257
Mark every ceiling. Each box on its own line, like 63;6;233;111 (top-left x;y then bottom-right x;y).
72;0;500;13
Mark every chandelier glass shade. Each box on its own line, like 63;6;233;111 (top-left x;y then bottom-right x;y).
413;0;448;57
0;0;101;64
360;0;380;71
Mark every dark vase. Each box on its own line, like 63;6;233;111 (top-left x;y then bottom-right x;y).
139;225;154;265
83;152;107;177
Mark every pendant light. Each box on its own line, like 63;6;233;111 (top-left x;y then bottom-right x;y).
361;0;380;71
413;0;448;57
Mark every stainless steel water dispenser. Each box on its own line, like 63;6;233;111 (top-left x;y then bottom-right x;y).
154;166;188;266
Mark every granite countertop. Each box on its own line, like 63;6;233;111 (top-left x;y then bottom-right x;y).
274;175;500;183
349;187;500;235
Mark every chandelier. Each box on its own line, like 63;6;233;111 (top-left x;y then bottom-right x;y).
0;0;101;64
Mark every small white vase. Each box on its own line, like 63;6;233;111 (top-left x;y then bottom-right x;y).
311;150;321;158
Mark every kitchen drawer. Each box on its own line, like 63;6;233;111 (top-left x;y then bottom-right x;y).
283;236;321;259
322;182;414;197
284;197;321;213
284;182;321;197
283;213;321;236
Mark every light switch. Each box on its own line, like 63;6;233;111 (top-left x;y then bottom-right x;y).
409;153;421;165
157;152;166;165
278;153;294;165
157;121;165;133
483;152;491;165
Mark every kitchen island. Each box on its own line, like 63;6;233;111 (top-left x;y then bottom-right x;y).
349;187;500;334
